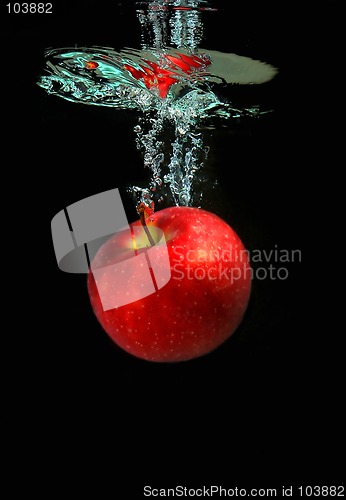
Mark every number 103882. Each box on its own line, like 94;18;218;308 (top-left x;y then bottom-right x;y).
298;485;344;497
6;3;52;13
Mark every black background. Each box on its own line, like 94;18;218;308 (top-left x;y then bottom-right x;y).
3;0;344;492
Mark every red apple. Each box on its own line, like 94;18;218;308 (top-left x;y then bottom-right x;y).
87;206;251;362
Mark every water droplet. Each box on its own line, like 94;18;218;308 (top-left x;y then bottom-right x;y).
134;125;142;133
177;126;187;135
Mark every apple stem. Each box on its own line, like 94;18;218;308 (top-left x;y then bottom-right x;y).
137;203;155;247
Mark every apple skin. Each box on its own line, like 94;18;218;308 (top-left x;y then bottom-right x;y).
87;206;251;362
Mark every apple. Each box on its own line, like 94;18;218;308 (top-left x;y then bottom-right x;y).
87;206;251;362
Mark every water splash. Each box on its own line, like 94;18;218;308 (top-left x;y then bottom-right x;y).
37;0;278;211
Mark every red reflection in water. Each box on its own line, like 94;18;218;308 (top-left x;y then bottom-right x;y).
124;52;211;98
85;61;99;70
